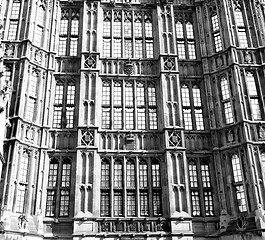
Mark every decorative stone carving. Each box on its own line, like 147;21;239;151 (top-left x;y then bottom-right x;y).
81;129;94;146
124;60;134;75
168;130;182;147
18;215;28;231
84;54;96;68
163;57;176;70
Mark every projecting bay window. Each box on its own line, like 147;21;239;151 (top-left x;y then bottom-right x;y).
220;77;234;124
102;10;154;59
100;157;162;217
8;0;21;40
101;80;158;130
58;8;79;56
46;157;72;217
15;150;31;213
231;154;247;212
52;80;75;129
211;14;223;52
245;72;262;120
181;84;204;130
188;159;214;217
234;7;248;47
175;20;196;59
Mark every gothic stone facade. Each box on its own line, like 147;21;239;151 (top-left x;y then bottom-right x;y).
0;0;265;240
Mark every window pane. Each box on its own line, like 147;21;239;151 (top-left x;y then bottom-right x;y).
136;82;145;106
8;21;18;40
183;109;192;130
135;40;143;58
250;99;261;120
146;40;154;58
55;84;64;104
114;193;123;216
67;85;75;104
236;185;247;212
124;21;132;37
61;161;71;187
66;107;74;128
188;162;198;188
127;193;136;216
188;41;196;59
137;109;146;130
125;40;132;58
60;190;70;216
177;41;186;59
114;161;123;188
186;22;194;39
103;19;111;36
100;193;110;216
26;98;35;121
224;102;233;124
113;39;121;58
231;154;243;182
204;191;214;216
101;160;110;188
153;192;161;216
53;107;62;128
149;109;158;130
125;109;134;130
192;86;202;107
11;1;21;18
220;77;230;100
19;155;29;183
246;72;258;96
71;19;79;35
126;160;135;187
114;82;122;105
135;21;142;37
16;185;26;213
211;14;219;31
201;164;211;187
48;161;58;187
181;85;190;106
102;82;111;105
113;21;121;37
140;192;149;216
58;38;67;55
176;22;184;38
60;19;68;35
70;38;78;56
235;9;245;27
191;191;200;216
139;161;148;188
114;108;122;129
102;109;110;129
29;73;38;97
152;163;160;187
46;190;56;216
103;39;111;57
195;109;204;130
214;33;222;52
238;29;248;47
148;84;156;106
145;21;152;37
35;26;43;46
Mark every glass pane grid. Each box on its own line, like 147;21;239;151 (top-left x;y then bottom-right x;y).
8;21;18;40
195;109;204;130
181;86;190;106
48;162;58;187
214;33;222;52
186;22;194;39
16;186;26;213
61;162;71;187
250;99;261;120
53;107;62;128
176;22;184;38
201;164;211;187
152;164;160;187
236;185;247;212
177;41;186;59
59;190;70;216
149;109;158;130
127;193;136;216
232;155;243;182
183;109;192;130
125;109;134;130
66;107;74;128
238;29;248;47
11;1;21;18
191;191;200;216
46;190;56;216
19;155;29;183
188;164;198;188
102;109;110;129
204;191;214;216
211;14;219;31
70;38;78;56
71;19;79;35
137;109;146;130
67;85;75;104
220;78;230;100
60;19;68;35
224;102;233;124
